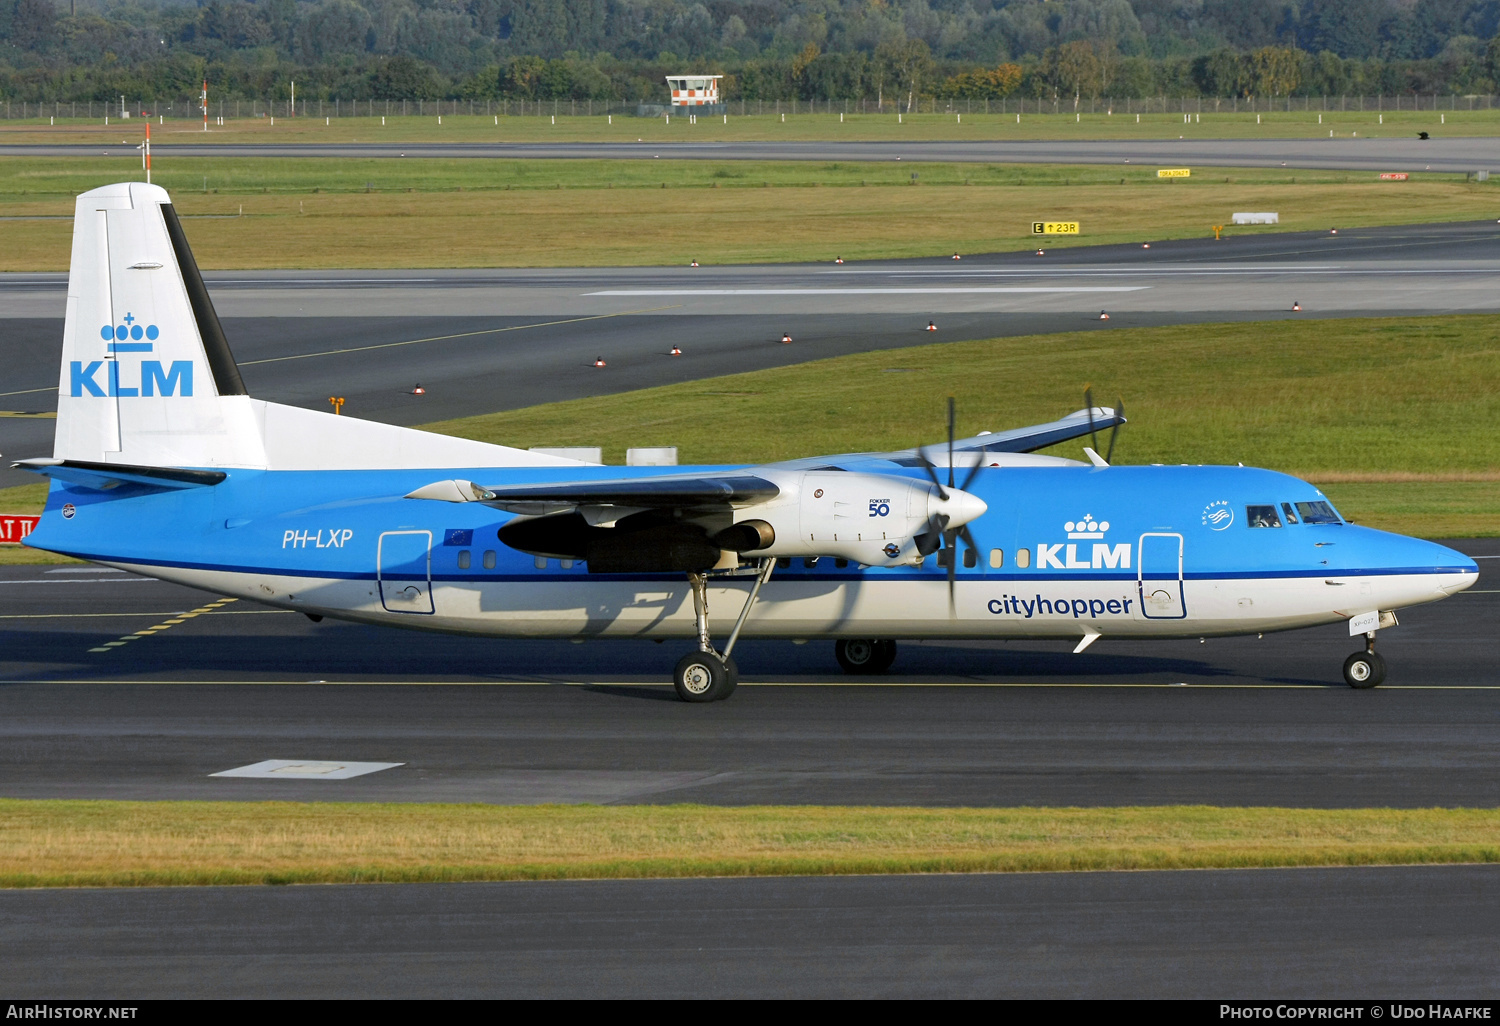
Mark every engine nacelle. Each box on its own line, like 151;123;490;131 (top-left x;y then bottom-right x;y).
727;470;986;564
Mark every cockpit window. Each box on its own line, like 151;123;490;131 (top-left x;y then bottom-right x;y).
1281;502;1299;524
1295;500;1342;525
1246;505;1282;528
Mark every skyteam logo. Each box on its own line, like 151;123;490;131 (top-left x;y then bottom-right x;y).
1201;500;1234;531
1039;516;1130;570
71;313;192;398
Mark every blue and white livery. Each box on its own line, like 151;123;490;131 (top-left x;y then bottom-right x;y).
19;183;1478;700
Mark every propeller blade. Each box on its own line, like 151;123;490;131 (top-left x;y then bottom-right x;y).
959;446;988;492
946;528;957;613
946;397;956;492
1084;386;1099;454
957;523;978;553
1105;396;1125;464
915;449;949;501
915;513;948;557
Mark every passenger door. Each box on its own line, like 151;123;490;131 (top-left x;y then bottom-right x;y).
378;530;434;614
1137;532;1186;619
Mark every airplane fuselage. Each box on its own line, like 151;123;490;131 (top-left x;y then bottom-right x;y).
26;462;1477;642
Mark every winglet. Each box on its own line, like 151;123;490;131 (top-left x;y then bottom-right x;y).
1083;447;1110;468
1073;628;1101;654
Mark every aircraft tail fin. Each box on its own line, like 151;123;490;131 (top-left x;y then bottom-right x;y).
53;183;580;473
56;181;265;469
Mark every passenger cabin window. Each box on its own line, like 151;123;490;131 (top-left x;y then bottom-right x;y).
1246;505;1282;528
989;548;1004;568
963;548;977;569
1015;547;1031;568
483;550;497;569
534;556;547;569
1295;500;1341;525
776;558;792;569
834;558;849;568
457;550;471;569
1281;502;1299;524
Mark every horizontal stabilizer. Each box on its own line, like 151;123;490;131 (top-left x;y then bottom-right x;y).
15;457;226;492
949;407;1125;455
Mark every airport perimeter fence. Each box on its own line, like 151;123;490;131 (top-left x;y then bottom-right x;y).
3;94;1498;120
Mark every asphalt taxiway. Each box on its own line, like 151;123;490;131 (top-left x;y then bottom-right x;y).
4;136;1499;173
2;540;1495;807
4;220;1500;489
4;866;1497;997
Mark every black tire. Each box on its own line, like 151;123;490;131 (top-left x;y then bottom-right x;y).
1343;650;1386;689
674;651;733;703
836;639;897;675
715;655;740;701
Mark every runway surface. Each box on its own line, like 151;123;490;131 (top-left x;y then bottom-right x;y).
4;866;1498;997
2;540;1495;807
4;220;1498;998
4;219;1499;488
4;136;1499;172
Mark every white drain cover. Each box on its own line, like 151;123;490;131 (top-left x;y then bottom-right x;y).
211;759;403;780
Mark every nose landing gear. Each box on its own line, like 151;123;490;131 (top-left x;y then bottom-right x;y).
1342;631;1386;689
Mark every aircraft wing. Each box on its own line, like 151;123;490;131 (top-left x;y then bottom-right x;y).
406;472;779;515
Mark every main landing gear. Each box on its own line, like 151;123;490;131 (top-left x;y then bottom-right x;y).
834;639;898;674
1342;631;1386;689
673;559;775;703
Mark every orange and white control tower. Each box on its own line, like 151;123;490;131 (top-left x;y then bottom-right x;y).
665;75;723;110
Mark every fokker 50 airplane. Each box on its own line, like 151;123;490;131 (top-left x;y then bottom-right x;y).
17;183;1479;700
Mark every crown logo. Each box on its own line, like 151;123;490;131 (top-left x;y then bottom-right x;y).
1066;515;1108;539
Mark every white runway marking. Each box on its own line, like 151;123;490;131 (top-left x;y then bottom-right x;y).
211;759;404;780
587;286;1153;296
0;577;158;585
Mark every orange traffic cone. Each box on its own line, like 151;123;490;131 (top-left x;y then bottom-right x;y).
1142;242;1151;249
669;346;682;356
409;384;425;394
834;256;844;264
1035;249;1045;256
952;252;961;260
1292;301;1301;311
593;357;607;367
926;321;937;331
690;260;699;267
780;333;793;344
1099;311;1109;320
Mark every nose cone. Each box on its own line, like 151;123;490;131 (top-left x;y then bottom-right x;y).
934;487;987;528
1421;538;1480;595
1349;527;1479;598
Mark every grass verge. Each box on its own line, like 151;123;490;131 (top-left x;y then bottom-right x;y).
5;316;1498;550
2;800;1496;888
0;157;1494;268
1;109;1496;144
423;315;1500;535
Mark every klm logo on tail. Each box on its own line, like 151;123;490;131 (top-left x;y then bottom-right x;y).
70;314;193;397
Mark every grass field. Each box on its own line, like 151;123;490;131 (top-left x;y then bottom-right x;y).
1;799;1495;887
3;315;1498;548
1;107;1496;144
419;315;1500;536
0;156;1495;269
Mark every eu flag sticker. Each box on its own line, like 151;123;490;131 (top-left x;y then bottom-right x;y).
443;529;473;547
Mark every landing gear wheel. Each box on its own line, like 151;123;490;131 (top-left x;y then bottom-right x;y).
1343;650;1386;689
674;651;736;703
835;639;897;675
